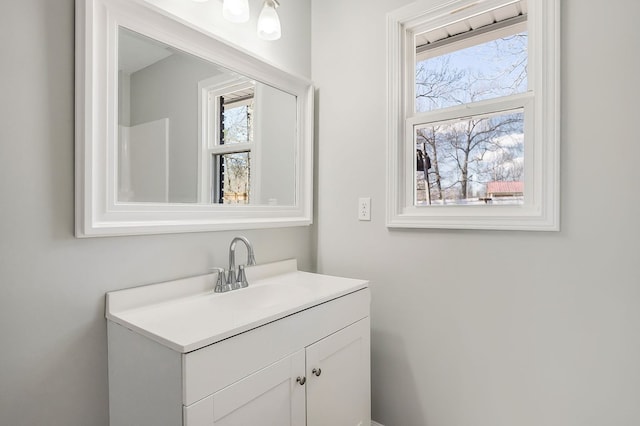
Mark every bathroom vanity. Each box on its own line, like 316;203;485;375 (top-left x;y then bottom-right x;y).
106;260;370;425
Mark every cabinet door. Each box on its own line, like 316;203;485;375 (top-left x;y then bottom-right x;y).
183;350;306;426
305;318;371;426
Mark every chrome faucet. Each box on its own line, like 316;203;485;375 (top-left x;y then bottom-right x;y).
227;236;256;289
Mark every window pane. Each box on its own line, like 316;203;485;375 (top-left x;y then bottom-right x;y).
214;152;251;204
222;103;253;145
416;32;528;112
415;110;524;206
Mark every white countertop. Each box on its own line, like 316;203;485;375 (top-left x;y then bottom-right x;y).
106;260;369;353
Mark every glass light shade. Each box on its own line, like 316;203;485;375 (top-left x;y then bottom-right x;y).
223;0;250;23
257;1;281;41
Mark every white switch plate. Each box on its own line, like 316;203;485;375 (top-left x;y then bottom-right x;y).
358;197;371;221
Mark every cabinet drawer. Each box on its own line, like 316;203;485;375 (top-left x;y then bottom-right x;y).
183;351;305;426
183;288;370;405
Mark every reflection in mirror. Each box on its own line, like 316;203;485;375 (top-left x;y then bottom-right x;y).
117;27;297;206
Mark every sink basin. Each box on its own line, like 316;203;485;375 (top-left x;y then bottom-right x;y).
217;281;314;311
106;259;369;352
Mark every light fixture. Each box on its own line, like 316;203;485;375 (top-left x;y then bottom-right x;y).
222;0;250;23
257;0;281;41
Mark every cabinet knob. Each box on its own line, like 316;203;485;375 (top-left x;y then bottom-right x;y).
296;376;306;385
312;368;322;377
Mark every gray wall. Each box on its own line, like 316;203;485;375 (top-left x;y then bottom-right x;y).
129;53;222;203
3;0;640;425
0;1;312;425
312;1;640;426
145;0;311;79
255;82;297;205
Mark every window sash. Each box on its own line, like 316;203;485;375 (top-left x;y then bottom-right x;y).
405;94;533;209
407;92;532;129
206;81;255;149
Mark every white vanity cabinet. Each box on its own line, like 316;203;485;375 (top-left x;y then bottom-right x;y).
106;263;370;426
184;317;370;426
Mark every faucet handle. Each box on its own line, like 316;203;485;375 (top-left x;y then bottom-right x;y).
211;267;231;293
237;265;249;288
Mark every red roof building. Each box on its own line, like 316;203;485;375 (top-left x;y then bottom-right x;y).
486;181;524;198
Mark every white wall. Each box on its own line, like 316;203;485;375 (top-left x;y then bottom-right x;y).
312;0;640;425
0;1;311;425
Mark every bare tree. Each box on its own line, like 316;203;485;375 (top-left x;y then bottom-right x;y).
221;103;253;203
415;56;464;202
442;114;522;198
476;131;525;183
414;33;528;203
223;104;252;144
490;33;528;92
416;127;443;201
223;154;249;203
416;57;465;112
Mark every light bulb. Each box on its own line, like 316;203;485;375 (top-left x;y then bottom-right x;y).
257;0;281;40
223;0;250;23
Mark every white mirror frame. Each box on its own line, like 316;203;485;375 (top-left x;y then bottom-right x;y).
75;0;314;237
386;0;560;231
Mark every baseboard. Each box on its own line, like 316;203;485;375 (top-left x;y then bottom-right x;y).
372;421;385;426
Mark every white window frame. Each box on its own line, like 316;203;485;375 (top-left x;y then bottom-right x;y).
387;0;560;231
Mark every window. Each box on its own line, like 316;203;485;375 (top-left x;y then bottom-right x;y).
387;0;560;230
199;78;258;204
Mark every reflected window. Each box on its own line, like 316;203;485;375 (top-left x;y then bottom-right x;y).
216;90;254;204
216;152;251;204
201;80;256;204
222;97;253;145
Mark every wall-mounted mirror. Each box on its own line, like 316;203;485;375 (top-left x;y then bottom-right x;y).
75;0;313;237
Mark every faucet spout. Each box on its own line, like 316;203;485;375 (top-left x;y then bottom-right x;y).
228;236;256;286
